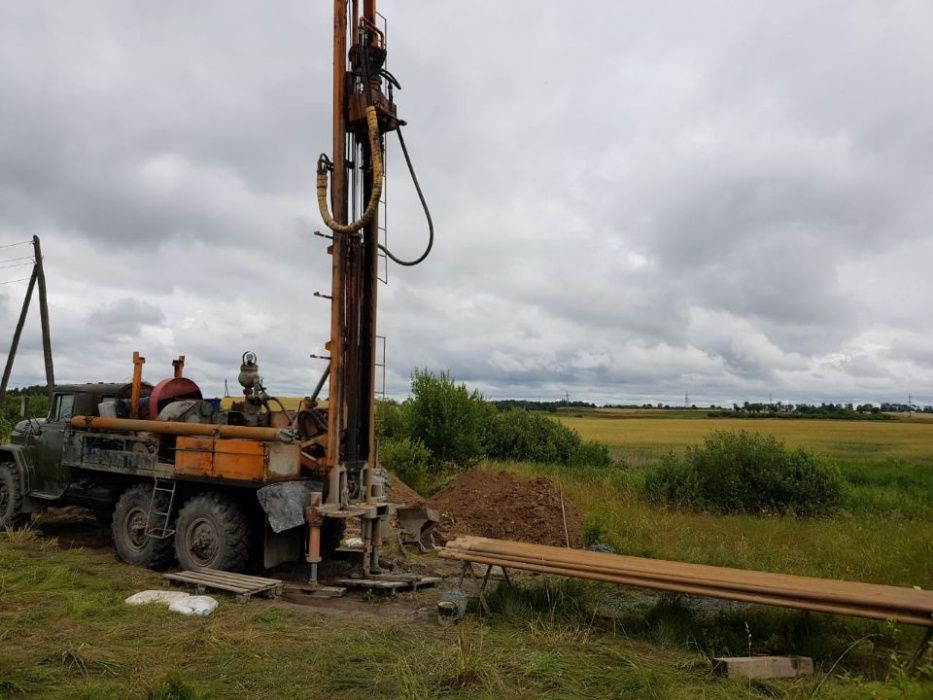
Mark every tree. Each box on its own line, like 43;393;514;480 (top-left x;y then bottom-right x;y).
402;369;495;467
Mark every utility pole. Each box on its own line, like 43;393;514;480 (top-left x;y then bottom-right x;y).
34;235;54;400
0;235;54;404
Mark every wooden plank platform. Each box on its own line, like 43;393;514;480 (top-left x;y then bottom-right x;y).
714;656;814;679
163;569;284;603
282;583;347;600
335;574;441;594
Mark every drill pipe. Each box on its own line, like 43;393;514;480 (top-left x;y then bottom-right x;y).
70;415;292;442
442;550;932;626
441;538;933;627
444;537;933;613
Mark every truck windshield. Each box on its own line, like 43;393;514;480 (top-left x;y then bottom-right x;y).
53;394;76;422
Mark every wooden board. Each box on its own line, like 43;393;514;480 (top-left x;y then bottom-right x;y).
163;569;284;603
335;575;441;593
714;656;814;679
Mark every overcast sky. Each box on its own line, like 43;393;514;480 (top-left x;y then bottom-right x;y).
1;1;932;406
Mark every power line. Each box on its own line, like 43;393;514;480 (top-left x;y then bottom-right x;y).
0;240;31;250
0;277;31;286
0;260;35;271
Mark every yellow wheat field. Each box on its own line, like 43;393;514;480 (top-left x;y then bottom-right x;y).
558;413;933;461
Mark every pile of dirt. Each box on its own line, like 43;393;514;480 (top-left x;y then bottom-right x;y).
385;471;425;506
428;469;584;547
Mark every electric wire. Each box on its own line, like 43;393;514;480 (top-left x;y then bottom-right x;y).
0;240;31;250
0;277;31;285
0;260;35;271
377;126;433;266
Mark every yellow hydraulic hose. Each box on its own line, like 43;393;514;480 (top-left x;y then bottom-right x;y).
317;106;383;234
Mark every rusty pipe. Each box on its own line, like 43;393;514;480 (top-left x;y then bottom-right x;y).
440;550;933;627
70;415;293;442
446;537;933;612
445;545;928;614
442;538;933;625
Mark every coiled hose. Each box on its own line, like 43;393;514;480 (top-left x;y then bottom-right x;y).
316;105;382;235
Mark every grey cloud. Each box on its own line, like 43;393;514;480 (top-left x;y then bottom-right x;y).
2;1;932;406
85;298;164;337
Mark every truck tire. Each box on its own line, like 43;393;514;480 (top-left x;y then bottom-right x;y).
174;492;249;572
0;462;27;529
112;485;175;569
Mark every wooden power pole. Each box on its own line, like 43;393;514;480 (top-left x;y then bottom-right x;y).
0;235;54;404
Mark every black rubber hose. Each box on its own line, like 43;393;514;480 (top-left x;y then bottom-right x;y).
378;126;434;266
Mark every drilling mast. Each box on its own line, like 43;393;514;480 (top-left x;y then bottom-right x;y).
314;0;401;577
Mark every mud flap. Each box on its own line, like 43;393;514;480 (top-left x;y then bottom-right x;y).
256;479;323;533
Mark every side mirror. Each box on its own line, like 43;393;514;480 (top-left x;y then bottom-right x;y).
28;417;43;435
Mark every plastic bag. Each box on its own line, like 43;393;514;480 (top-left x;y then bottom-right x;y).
168;595;219;617
125;590;192;606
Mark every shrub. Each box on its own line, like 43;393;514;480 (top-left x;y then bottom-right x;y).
568;440;614;468
486;410;580;463
379;437;433;493
644;430;843;516
403;369;495;468
486;410;614;467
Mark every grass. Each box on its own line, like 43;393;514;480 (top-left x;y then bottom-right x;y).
1;529;930;699
1;529;908;699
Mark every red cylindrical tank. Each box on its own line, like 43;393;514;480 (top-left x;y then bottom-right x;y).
148;377;203;420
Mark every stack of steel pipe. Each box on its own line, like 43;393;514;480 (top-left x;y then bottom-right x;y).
440;537;933;626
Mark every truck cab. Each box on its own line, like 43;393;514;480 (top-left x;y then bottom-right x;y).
7;383;145;501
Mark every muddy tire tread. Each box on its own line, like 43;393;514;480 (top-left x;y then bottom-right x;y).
174;492;250;572
0;462;27;528
111;484;175;569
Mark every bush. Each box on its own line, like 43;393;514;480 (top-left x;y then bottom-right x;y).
486;410;614;467
403;369;495;468
568;440;614;468
486;410;580;463
379;437;433;493
644;430;843;516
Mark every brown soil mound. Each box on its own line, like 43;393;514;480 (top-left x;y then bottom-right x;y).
385;471;425;506
428;469;584;547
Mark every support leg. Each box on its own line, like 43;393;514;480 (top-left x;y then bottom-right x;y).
909;627;933;672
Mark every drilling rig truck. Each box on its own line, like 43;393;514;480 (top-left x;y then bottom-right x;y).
0;0;432;585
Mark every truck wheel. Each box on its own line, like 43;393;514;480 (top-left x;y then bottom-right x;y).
174;492;249;572
0;462;27;528
112;485;175;569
